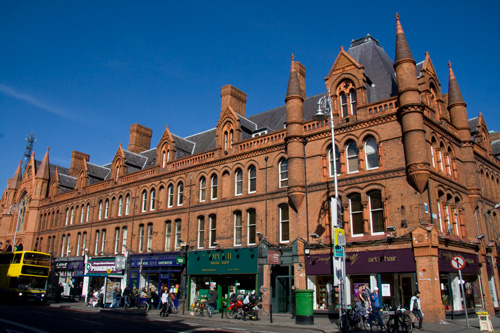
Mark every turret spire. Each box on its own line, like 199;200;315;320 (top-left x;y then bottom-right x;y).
286;54;303;99
448;61;465;106
395;13;414;64
35;147;50;180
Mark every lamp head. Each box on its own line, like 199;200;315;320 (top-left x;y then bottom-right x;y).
313;107;329;122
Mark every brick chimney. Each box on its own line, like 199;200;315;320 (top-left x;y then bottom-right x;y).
221;85;247;117
128;124;153;154
294;61;306;99
69;151;90;177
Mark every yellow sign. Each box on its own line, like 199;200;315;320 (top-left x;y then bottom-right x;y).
107;268;112;274
334;228;345;247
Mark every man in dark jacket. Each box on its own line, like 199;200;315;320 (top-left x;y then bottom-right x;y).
290;285;296;319
207;286;218;317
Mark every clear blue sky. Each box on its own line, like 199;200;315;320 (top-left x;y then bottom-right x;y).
1;1;499;191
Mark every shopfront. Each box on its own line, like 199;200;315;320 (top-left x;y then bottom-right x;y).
187;247;259;311
53;256;85;300
305;248;416;311
84;257;124;306
129;252;182;296
438;250;481;311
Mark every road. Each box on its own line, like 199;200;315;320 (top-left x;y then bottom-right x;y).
0;304;309;333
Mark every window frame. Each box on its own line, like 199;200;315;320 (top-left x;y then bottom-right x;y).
234;211;242;246
247;209;256;245
279;158;288;188
200;177;206;202
235;169;243;196
197;216;205;249
364;137;379;170
248;166;256;193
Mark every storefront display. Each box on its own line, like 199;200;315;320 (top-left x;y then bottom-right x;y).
53;256;84;300
84;257;124;306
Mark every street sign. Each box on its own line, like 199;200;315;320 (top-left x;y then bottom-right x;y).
451;255;466;270
334;228;345;246
268;250;280;265
334;245;344;257
176;256;185;264
115;255;126;270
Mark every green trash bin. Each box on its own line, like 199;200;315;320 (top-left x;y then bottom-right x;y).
295;289;314;325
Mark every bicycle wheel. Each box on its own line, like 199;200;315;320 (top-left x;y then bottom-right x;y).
351;313;363;331
362;315;371;332
139;301;149;312
386;317;396;333
225;309;238;319
401;314;412;333
339;313;349;333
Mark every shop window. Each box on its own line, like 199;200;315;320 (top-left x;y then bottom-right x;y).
200;177;206;202
209;215;217;248
248;165;256;193
369;190;384;234
177;182;184;206
328;145;340;177
234;211;242;246
211;175;218;200
279;158;288;188
279;204;289;243
235;169;243;196
198;216;205;249
364;137;379;170
346;141;359;174
349;193;363;236
247;209;256;245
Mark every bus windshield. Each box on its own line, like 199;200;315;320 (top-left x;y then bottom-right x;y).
18;276;47;291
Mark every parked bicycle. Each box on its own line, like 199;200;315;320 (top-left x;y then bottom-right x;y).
191;298;208;316
125;296;149;312
339;306;363;333
385;305;412;333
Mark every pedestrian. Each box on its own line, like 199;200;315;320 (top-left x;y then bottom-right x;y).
157;286;165;310
370;288;383;328
111;287;121;308
290;285;296;319
356;284;368;318
123;285;131;308
410;291;424;330
207;286;218;317
159;288;169;317
55;283;64;303
364;283;372;312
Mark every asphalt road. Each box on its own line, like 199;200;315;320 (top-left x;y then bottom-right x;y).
0;304;307;333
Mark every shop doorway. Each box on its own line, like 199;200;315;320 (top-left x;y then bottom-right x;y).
399;274;414;308
275;276;290;313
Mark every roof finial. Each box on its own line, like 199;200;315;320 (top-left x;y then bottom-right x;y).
290;53;296;72
396;12;404;34
340;45;344;51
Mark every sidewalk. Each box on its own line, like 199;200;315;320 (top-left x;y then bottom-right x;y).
47;301;500;333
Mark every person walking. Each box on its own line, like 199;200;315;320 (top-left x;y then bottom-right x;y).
111;287;121;308
123;286;131;308
290;285;296;319
370;288;384;328
55;283;64;303
356;284;368;319
159;289;169;317
207;286;218;317
410;291;424;330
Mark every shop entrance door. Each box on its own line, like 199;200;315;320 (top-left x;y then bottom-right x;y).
399;274;414;308
275;276;290;313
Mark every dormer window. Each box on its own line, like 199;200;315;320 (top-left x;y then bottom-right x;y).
338;80;357;117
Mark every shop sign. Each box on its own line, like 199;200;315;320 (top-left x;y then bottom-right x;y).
268;250;280;264
176;256;185;264
55;260;83;271
188;247;258;275
438;250;479;274
86;259;122;275
130;253;181;268
305;248;416;275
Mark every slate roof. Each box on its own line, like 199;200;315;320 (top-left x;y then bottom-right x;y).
492;140;500;159
347;35;398;103
185;129;216;154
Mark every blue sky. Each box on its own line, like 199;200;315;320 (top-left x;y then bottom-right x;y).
1;1;499;191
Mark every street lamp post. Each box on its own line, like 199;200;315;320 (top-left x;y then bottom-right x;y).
7;201;24;252
313;89;346;317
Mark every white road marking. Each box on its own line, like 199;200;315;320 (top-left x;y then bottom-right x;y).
0;318;50;333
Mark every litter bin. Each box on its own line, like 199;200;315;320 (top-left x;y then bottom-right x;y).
295;289;314;325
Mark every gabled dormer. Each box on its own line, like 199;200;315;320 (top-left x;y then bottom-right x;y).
76;158;89;189
23;151;36;182
111;143;127;181
325;44;367;124
216;85;247;155
49;166;61;197
156;125;176;168
471;113;492;153
418;52;445;121
33;147;50;200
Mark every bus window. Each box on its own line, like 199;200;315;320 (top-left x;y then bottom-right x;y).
13;254;22;263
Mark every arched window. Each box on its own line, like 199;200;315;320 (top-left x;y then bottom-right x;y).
209;215;217;248
174;219;181;250
138;224;144;253
125;195;130;215
211;175;218;200
114;228;120;254
350;90;357;115
279;204;289;243
248;166;256;193
364;137;379;170
346;141;359;174
85;204;90;222
104;199;109;218
82;232;87;254
147;223;153;252
168;185;174;207
80;205;85;223
234;211;242;246
349;193;363;236
247;209;256;245
70;207;74;225
200;177;206;202
98;201;103;220
177;182;184;206
338;81;357;117
100;229;106;254
279;158;288;188
94;230;99;255
118;196;123;216
121;227;127;253
197;216;205;249
141;191;147;212
368;190;384;234
61;235;66;257
328;145;340;177
235;169;243;196
165;221;171;251
150;188;156;211
340;92;348;117
430;143;436;168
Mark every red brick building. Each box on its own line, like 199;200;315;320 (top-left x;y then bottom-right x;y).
1;15;500;322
